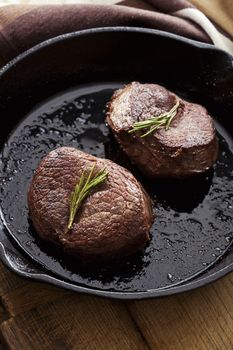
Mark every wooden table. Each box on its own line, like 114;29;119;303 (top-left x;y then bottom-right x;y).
0;0;233;349
0;261;233;349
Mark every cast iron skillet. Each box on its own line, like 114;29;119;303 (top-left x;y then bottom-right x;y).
0;27;233;299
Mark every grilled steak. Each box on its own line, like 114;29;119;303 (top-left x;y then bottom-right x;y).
28;147;153;263
107;82;218;178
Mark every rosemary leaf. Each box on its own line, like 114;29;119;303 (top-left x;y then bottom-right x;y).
67;164;108;232
129;100;180;138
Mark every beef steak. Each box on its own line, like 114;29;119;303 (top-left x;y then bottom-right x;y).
28;147;153;263
107;82;218;178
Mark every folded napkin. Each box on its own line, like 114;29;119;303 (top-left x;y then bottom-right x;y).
0;0;232;68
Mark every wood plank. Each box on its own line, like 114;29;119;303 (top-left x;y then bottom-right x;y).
1;294;149;350
190;0;233;37
127;273;233;350
0;263;70;316
0;303;8;349
0;304;8;324
1;282;70;317
0;263;27;296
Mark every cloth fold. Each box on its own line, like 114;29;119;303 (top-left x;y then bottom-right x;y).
0;0;232;68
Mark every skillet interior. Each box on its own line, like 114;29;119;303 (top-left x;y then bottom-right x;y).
0;28;233;298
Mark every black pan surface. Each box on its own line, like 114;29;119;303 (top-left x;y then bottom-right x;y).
0;28;233;298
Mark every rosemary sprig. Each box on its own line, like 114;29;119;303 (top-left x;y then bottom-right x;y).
129;100;180;138
67;164;108;231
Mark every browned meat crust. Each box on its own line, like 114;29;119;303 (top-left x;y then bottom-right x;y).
107;82;218;178
28;147;153;263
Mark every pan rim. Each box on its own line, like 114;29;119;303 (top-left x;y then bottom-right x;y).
0;26;232;79
1;239;232;299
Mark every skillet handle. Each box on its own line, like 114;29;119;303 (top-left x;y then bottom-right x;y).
0;237;42;277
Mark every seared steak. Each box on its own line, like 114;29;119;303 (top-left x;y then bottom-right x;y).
28;147;153;262
107;82;218;178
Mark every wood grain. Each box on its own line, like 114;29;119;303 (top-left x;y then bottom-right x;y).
0;1;232;349
0;304;7;324
0;292;149;350
190;0;233;37
1;282;70;317
0;264;26;296
0;263;70;316
0;302;8;349
1;262;233;350
127;273;233;350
